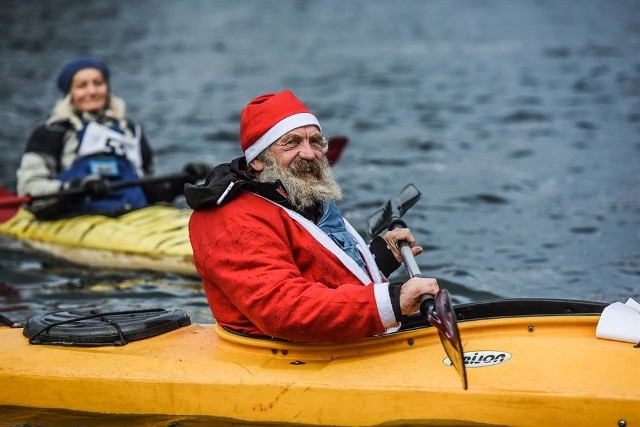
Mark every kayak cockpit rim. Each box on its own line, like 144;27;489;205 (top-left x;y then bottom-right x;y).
401;297;607;331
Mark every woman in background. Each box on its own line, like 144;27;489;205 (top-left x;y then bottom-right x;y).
16;56;207;220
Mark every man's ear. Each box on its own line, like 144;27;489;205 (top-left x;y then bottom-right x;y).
249;158;264;172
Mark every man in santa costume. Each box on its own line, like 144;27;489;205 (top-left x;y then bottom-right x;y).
185;90;439;343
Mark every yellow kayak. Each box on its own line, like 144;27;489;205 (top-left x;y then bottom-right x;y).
0;206;197;277
1;299;637;426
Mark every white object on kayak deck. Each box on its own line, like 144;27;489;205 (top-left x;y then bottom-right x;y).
596;298;640;344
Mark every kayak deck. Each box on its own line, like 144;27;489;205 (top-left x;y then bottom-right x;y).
1;307;637;426
0;206;197;276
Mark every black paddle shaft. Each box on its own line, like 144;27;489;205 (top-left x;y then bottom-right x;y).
28;172;189;202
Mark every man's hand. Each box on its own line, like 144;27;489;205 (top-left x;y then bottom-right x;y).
382;227;423;263
399;277;439;316
183;162;212;184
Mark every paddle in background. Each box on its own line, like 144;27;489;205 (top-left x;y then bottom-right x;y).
325;135;348;166
0;136;349;223
0;187;20;224
368;183;468;390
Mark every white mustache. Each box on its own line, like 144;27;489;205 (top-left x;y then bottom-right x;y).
257;154;342;209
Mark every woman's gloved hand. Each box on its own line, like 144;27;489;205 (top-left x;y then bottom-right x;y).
63;175;111;198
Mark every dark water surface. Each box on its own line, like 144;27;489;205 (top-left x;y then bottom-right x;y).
1;0;639;325
0;1;639;426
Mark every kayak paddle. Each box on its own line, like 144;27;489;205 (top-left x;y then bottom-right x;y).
326;135;348;166
0;171;191;210
368;183;468;390
0;187;23;224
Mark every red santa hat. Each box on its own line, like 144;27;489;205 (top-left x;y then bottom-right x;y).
240;90;321;163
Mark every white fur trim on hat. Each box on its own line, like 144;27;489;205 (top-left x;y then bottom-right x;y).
245;112;321;163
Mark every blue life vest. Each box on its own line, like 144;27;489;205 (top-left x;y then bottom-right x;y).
57;121;148;215
317;202;366;270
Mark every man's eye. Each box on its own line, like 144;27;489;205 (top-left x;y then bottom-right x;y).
283;139;301;148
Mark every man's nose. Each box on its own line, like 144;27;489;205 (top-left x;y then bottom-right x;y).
297;140;319;159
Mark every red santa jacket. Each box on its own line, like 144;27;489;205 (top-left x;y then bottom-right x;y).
188;191;397;343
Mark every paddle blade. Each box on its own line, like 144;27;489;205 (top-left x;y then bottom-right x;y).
0;187;24;224
428;289;468;389
367;183;422;237
326;136;348;166
393;184;422;218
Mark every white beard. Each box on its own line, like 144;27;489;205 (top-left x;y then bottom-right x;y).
257;152;342;210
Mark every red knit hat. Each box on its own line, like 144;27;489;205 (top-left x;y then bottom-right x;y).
240;90;321;163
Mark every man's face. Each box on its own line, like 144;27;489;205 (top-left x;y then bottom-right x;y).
251;126;342;209
250;125;325;172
